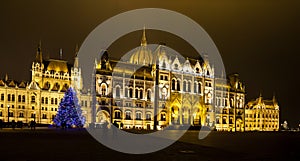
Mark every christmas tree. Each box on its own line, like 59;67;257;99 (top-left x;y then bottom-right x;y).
53;87;85;128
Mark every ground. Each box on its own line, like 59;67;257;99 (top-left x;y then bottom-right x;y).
0;128;299;161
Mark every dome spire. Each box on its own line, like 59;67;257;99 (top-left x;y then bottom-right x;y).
141;26;147;46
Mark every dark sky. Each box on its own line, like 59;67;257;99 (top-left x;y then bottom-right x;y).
0;0;299;127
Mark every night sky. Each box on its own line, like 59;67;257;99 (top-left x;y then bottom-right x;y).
0;0;299;127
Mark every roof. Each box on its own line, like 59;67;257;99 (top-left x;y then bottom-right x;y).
44;59;71;73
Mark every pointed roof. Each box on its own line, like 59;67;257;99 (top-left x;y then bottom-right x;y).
141;26;147;46
35;41;43;63
74;44;79;68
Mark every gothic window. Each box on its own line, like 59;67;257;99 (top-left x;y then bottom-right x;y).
7;94;11;101
129;88;133;98
115;86;120;98
183;81;186;92
31;95;35;103
162;87;167;100
193;82;198;93
140;90;143;99
187;81;191;92
101;84;107;96
135;89;139;99
18;95;22;102
147;90;151;100
124;88;128;97
207;70;210;76
177;80;180;91
171;79;176;90
196;68;200;73
174;64;179;70
198;82;202;94
12;94;15;102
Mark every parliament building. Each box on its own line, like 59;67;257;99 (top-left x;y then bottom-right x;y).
0;29;280;131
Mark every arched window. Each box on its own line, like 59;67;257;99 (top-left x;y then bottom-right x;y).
139;89;143;99
172;79;176;90
162;61;166;68
147;90;151;100
177;80;180;91
161;113;166;121
146;113;151;120
115;86;120;98
31;95;35;103
12;94;15;102
114;111;121;119
101;84;107;96
196;68;200;73
183;81;186;92
194;82;198;93
125;111;132;120
129;88;133;98
198;82;202;93
18;95;22;102
135;89;139;98
187;81;191;92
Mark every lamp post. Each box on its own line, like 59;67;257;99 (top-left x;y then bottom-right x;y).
7;105;10;123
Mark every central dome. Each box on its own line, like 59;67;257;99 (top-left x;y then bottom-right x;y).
129;28;153;65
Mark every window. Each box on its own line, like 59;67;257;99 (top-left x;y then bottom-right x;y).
147;90;151;100
198;82;202;93
19;112;24;118
101;84;107;95
160;75;164;80
0;111;2;117
55;98;58;105
41;97;44;104
162;87;167;100
31;96;35;103
8;94;11;101
187;81;191;92
0;94;4;101
161;113;166;121
194;82;198;93
177;80;180;91
45;97;48;104
0;104;3;108
32;106;35;110
124;88;128;97
22;106;25;109
9;112;13;117
140;90;143;99
42;114;47;119
146;113;151;120
135;89;139;98
172;79;176;90
136;112;142;120
31;113;36;118
115;111;121;119
116;87;120;98
196;68;200;73
22;95;26;102
129;88;133;98
164;76;168;81
183;81;186;92
12;94;15;102
125;111;131;120
18;95;22;102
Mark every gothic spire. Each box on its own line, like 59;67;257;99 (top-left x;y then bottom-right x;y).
141;26;147;46
35;41;43;63
74;44;79;68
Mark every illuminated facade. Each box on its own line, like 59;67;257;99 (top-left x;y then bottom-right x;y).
0;44;91;126
0;29;279;131
214;74;246;131
245;94;280;131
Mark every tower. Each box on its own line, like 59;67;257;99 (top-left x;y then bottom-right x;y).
71;45;83;92
31;41;44;86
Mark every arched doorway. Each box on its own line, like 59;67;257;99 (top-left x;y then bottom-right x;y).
96;110;110;128
171;106;179;124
